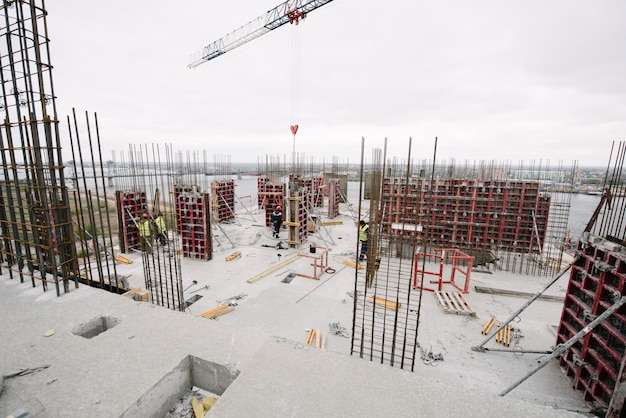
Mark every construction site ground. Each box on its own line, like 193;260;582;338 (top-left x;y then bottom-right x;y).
0;201;594;417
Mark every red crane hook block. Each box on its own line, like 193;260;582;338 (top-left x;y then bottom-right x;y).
290;125;299;135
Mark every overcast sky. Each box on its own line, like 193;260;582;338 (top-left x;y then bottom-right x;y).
45;0;625;167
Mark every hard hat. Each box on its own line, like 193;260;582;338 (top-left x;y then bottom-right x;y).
143;213;149;218
360;220;365;225
276;205;282;210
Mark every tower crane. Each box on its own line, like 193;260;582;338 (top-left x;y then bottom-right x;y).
188;0;335;68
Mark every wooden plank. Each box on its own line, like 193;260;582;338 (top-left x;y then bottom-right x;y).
434;291;450;314
450;292;474;316
225;251;241;261
122;287;141;298
474;285;564;302
115;254;133;264
343;259;365;270
247;255;300;283
368;296;400;311
198;304;234;319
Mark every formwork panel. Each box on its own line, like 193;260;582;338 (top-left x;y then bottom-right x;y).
174;186;212;261
327;180;340;219
258;178;284;227
211;180;235;222
557;239;626;414
116;191;147;253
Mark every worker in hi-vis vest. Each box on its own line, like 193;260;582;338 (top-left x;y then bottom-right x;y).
359;220;369;261
155;212;167;245
139;213;153;253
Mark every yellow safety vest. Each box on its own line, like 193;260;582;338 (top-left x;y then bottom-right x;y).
155;216;166;233
139;220;151;237
359;224;369;241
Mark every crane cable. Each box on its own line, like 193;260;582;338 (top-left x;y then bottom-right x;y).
290;20;302;169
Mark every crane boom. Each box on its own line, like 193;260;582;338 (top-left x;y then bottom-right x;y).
188;0;335;68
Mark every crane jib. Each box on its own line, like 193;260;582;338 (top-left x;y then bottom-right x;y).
188;0;335;68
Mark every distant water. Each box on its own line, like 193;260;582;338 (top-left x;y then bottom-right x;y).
568;193;602;242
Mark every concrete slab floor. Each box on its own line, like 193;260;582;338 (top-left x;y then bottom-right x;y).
0;211;592;417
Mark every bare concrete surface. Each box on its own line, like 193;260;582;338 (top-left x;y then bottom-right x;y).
0;277;587;418
0;211;593;417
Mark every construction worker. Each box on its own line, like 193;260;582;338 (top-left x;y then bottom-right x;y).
139;213;153;253
359;220;369;261
155;212;167;245
271;205;283;238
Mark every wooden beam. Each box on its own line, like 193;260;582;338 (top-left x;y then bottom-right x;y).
474;285;564;302
368;296;400;311
247;255;300;283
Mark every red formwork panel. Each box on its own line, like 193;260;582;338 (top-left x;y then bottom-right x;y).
258;178;284;227
174;186;212;261
116;190;147;254
557;239;626;414
379;178;550;252
211;180;235;222
303;176;324;209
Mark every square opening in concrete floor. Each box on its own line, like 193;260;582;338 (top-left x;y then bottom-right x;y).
72;315;120;339
119;355;239;417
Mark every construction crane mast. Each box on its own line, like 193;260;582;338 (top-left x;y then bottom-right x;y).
188;0;335;68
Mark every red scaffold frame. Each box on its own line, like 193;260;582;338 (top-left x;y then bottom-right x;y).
297;246;330;280
413;248;474;294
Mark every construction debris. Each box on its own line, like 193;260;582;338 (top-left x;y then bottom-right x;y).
420;346;444;366
217;294;247;305
328;322;350;338
165;386;219;418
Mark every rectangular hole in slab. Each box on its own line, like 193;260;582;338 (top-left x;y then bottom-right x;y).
185;294;203;307
119;355;239;418
72;316;120;339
